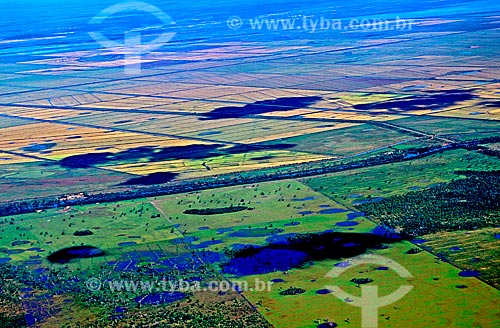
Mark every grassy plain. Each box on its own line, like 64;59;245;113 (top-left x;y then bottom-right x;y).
1;179;499;326
303;149;500;205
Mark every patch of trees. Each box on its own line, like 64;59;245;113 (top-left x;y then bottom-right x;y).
350;278;374;285
73;230;93;236
406;248;422;254
478;148;500;158
279;286;306;295
456;170;500;177
0;313;27;327
358;171;500;237
184;205;249;215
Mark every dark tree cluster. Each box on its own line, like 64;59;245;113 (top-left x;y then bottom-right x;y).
359;171;500;237
183;205;250;215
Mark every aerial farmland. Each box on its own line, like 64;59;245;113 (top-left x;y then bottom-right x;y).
0;0;499;327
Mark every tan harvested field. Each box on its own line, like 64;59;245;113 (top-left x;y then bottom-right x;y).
106;150;332;178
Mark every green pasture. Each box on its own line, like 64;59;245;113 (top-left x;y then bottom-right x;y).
302;149;500;205
392;116;500;140
0;200;179;265
240;241;500;327
0;177;499;327
421;228;500;289
263;123;415;157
